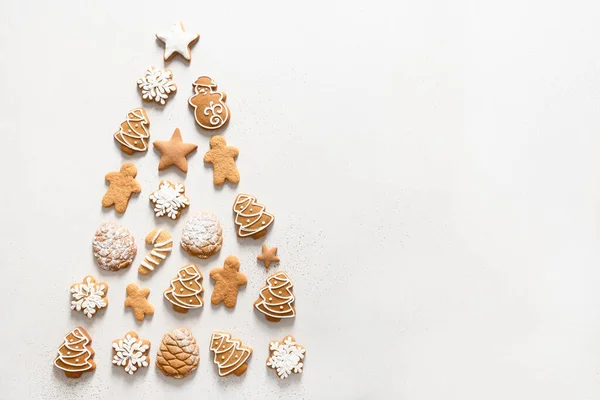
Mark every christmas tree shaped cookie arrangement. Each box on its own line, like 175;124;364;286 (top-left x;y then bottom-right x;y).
254;271;296;322
54;327;96;378
210;332;252;376
164;264;204;313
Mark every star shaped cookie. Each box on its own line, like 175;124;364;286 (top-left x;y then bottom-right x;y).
124;283;154;321
257;244;280;269
156;21;199;62
153;128;198;173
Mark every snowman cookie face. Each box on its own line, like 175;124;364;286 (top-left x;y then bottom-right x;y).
188;76;230;130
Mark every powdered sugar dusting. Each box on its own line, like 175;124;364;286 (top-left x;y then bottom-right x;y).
92;221;137;271
180;211;223;258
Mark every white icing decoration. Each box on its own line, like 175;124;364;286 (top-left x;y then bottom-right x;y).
233;194;274;237
137;67;176;105
255;271;296;320
141;229;173;271
53;327;94;374
188;77;229;130
164;265;204;309
156;21;199;61
266;336;306;379
70;277;107;318
112;334;150;375
114;108;150;152
210;332;252;377
149;181;189;219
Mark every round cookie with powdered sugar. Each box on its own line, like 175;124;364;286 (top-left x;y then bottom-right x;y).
180;211;223;259
92;221;137;271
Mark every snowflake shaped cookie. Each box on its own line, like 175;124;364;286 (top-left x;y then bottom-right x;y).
149;180;190;219
112;331;150;375
70;276;108;318
137;66;177;105
266;335;306;379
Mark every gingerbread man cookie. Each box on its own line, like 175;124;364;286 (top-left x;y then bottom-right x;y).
124;283;154;321
102;163;141;213
210;256;248;308
204;136;240;185
188;76;230;130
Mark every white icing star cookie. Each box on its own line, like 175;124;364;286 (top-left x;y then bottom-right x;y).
156;21;199;62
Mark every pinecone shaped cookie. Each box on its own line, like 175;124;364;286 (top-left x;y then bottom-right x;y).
92;221;137;271
180;211;223;259
156;328;199;379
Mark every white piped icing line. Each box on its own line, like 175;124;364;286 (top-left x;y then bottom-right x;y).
112;333;150;375
70;276;108;318
188;76;230;130
139;229;173;274
233;194;274;237
149;180;189;219
137;67;177;105
114;108;150;153
267;336;306;379
164;264;204;310
254;271;296;320
54;327;95;375
210;332;252;376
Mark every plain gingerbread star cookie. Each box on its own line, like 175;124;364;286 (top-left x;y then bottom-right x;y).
102;163;141;213
210;255;248;308
154;128;198;173
156;21;199;62
204;136;240;185
257;244;280;269
124;283;154;321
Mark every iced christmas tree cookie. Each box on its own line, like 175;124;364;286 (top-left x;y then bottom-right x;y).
92;221;137;271
114;108;150;155
112;331;150;375
53;326;96;378
180;211;223;259
102;163;141;214
210;332;252;376
232;193;274;239
124;283;154;321
70;275;108;318
139;229;173;275
137;66;176;105
164;264;204;313
254;271;296;322
210;256;247;308
188;76;230;130
204;136;239;185
156;21;199;62
149;180;190;219
266;336;306;379
156;328;199;379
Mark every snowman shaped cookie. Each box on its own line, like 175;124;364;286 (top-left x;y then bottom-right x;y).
188;76;230;130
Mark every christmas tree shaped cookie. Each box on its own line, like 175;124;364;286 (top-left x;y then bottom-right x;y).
210;332;252;377
232;193;274;239
254;271;296;322
53;326;96;378
164;264;204;313
114;108;150;154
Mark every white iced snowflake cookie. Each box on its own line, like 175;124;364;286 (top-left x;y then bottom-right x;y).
156;21;199;62
112;331;150;375
149;180;190;220
137;66;177;105
70;276;108;318
92;221;137;271
266;335;306;379
180;211;223;259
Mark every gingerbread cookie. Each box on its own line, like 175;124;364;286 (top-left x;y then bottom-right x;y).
267;335;306;379
102;163;141;213
210;332;252;377
233;194;274;239
164;264;204;313
92;221;137;271
149;180;190;219
139;229;173;275
210;256;247;308
156;328;199;379
254;271;296;322
54;326;96;378
114;108;150;155
154;128;197;173
188;76;230;130
70;275;108;318
156;21;199;62
112;331;150;375
257;244;280;269
124;283;154;321
180;212;223;259
204;136;240;185
137;66;177;105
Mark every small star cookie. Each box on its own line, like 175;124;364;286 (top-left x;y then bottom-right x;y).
102;163;141;213
257;244;280;269
209;256;248;308
124;283;154;321
156;21;199;62
154;128;197;173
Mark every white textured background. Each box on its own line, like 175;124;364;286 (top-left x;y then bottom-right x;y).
1;0;600;398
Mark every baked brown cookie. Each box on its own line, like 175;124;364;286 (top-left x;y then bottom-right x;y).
180;211;223;259
112;331;150;375
156;328;199;379
154;128;197;173
204;136;239;185
92;221;137;271
102;163;141;213
254;271;296;322
124;283;154;321
53;326;96;378
210;256;247;308
210;331;252;376
164;264;204;313
257;244;280;269
233;193;274;239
